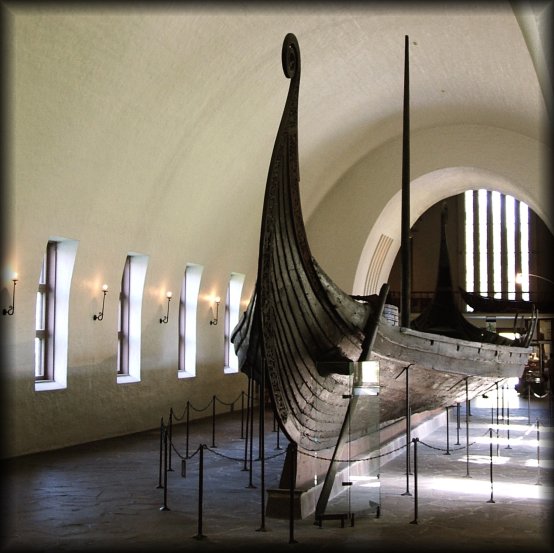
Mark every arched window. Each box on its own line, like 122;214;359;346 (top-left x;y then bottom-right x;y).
224;272;245;374
117;253;148;383
35;238;78;391
178;263;203;378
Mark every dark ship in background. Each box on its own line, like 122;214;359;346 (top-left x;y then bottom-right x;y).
231;33;534;518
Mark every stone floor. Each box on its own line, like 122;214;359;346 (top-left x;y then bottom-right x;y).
1;390;552;553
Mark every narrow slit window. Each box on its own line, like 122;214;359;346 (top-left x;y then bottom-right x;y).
35;238;78;391
178;263;203;379
117;253;148;383
224;272;245;374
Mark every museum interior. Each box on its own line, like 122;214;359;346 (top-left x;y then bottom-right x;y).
1;2;552;552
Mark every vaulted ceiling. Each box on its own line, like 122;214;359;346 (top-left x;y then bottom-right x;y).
5;1;551;298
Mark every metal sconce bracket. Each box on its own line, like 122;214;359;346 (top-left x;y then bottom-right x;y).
93;285;108;321
210;297;220;325
2;277;17;316
160;292;172;324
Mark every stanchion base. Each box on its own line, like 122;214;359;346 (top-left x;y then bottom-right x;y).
409;520;418;525
401;491;412;496
256;526;268;532
444;452;451;456
159;505;170;511
156;484;163;489
505;445;512;450
289;539;298;544
193;534;207;540
246;484;257;489
486;499;495;503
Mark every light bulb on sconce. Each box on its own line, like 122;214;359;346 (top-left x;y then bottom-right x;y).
210;296;221;326
3;272;18;316
160;291;172;324
93;284;108;321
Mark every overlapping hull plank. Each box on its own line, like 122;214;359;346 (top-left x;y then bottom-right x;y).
231;33;532;461
231;34;384;452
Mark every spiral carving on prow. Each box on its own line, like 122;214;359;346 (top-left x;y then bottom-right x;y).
281;33;300;79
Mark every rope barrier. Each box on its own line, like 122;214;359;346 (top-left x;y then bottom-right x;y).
156;398;549;541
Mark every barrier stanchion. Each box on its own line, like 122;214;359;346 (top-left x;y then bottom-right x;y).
455;402;461;445
247;379;256;488
168;408;174;471
194;445;206;540
487;428;495;503
160;425;170;511
495;382;500;457
243;379;251;472
257;362;267;532
464;378;471;478
505;404;512;449
211;395;217;448
528;385;531;425
288;442;298;544
157;417;164;489
444;407;451;455
536;419;541;485
241;391;245;439
276;421;282;450
410;438;419;524
186;400;190;459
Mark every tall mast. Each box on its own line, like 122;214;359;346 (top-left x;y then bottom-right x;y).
400;35;411;328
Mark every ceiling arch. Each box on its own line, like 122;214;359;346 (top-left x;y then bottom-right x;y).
352;165;544;295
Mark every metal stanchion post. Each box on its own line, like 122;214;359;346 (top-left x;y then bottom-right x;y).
487;428;495;503
276;423;282;450
160;426;170;511
402;364;412;496
528;385;531;425
212;395;217;448
455;402;460;445
247;379;256;488
288;442;298;544
496;382;500;457
168;408;174;471
243;378;251;472
465;378;471;478
410;438;419;524
536;419;541;485
257;360;267;532
505;404;512;449
194;445;206;540
186;401;190;459
157;417;164;489
241;390;245;439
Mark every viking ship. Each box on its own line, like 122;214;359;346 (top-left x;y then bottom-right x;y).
230;34;533;515
230;33;388;454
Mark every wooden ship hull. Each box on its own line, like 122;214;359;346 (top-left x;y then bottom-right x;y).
373;323;530;425
231;33;388;453
231;34;533;515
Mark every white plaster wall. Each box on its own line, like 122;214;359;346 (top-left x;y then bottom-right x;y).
306;124;549;295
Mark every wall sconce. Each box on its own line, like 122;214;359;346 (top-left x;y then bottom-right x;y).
160;291;172;324
93;284;108;321
3;273;18;316
210;296;221;326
